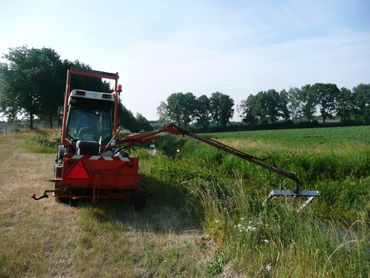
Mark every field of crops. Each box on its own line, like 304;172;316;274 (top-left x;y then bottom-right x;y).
140;125;369;276
0;126;369;277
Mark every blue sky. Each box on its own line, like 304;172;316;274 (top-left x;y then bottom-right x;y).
1;0;369;120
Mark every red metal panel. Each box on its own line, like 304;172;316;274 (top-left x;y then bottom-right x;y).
61;156;140;190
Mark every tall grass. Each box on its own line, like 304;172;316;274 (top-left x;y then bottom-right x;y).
186;180;369;277
22;129;59;153
137;126;370;276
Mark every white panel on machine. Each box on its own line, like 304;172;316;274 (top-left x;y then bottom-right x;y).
69;89;114;102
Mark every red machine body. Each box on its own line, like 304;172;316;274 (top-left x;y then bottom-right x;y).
50;69;145;207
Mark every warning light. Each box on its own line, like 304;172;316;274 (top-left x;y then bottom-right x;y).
117;84;123;92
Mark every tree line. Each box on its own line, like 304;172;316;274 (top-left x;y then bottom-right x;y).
157;92;234;128
241;83;370;125
159;83;370;130
0;46;152;131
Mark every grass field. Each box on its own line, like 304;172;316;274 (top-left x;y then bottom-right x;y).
0;126;369;277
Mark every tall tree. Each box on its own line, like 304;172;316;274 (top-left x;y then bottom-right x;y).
194;95;211;129
240;94;259;125
209;92;234;128
287;87;303;121
336;87;354;121
0;46;111;128
352;83;370;122
300;84;317;121
311;83;339;123
240;90;289;125
157;101;168;122
0;46;65;128
278;90;290;121
262;89;284;123
163;92;196;127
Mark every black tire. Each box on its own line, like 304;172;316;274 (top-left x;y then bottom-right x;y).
132;188;146;210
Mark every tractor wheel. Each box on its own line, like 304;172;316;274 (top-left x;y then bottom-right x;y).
132;188;146;210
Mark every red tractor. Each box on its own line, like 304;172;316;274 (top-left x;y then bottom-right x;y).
32;69;319;210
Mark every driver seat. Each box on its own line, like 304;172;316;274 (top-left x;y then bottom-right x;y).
78;127;96;140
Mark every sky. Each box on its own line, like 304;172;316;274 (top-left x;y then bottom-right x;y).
0;0;369;121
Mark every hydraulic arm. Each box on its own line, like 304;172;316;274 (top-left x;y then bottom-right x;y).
116;123;320;200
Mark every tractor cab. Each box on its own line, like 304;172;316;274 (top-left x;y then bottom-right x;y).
67;90;114;142
59;70;121;156
66;89;115;155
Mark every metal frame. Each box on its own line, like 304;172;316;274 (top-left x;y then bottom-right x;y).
61;69;120;146
114;123;320;200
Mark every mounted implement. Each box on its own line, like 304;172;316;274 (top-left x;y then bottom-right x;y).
32;69;319;209
114;123;319;206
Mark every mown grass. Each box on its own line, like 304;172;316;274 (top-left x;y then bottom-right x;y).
0;131;214;277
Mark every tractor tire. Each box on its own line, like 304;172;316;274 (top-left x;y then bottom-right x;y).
132;188;146;210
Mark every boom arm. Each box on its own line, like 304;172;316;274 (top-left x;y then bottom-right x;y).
117;123;302;192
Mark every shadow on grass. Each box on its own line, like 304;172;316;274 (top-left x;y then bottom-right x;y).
75;176;202;235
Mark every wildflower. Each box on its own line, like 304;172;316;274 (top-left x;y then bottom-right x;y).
265;263;272;271
262;239;269;244
246;225;257;232
215;219;220;224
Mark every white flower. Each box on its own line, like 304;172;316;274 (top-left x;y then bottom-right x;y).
262;239;269;244
246;225;257;232
265;263;272;271
215;219;220;224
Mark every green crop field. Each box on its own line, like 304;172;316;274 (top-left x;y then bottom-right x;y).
0;126;369;277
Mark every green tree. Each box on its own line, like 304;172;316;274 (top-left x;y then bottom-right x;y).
352;84;370;122
278;90;290;121
240;94;259;125
0;46;111;128
194;95;211;129
311;83;339;123
0;46;64;128
287;87;303;121
209;92;234;128
117;103;137;131
135;113;153;131
161;92;196;127
157;101;168;122
240;90;289;125
300;84;316;121
336;87;354;121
